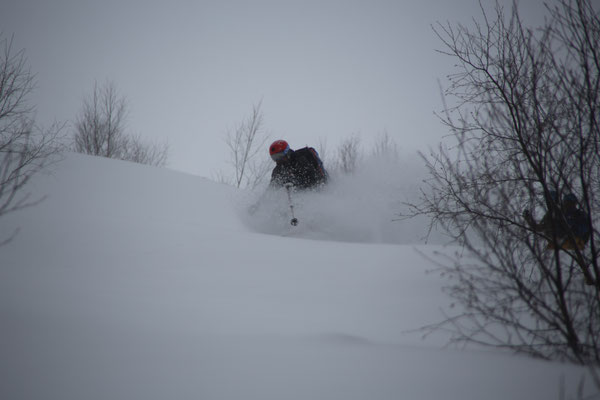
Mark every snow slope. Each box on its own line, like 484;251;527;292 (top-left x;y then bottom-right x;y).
0;153;594;400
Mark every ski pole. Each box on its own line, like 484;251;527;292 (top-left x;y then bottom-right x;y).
284;183;298;226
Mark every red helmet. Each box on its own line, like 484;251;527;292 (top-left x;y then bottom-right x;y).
269;140;290;161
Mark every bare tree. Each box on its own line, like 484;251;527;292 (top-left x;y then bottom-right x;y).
372;130;398;159
409;0;600;364
224;101;270;189
74;81;127;159
0;34;62;239
121;134;169;167
73;81;168;167
335;134;361;175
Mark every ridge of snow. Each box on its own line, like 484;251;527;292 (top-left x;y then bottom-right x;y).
0;153;593;400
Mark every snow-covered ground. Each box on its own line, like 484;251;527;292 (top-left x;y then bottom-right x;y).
0;153;595;400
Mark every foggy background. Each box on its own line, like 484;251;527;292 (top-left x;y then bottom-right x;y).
0;0;547;178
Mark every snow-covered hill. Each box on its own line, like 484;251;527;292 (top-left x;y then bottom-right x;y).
0;153;593;400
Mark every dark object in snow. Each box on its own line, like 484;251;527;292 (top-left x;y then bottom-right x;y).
269;140;328;190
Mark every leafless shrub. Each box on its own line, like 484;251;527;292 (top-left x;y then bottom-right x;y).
222;101;270;189
334;134;361;175
121;134;169;168
372;131;398;159
73;81;127;158
73;81;168;167
0;34;63;241
408;0;600;364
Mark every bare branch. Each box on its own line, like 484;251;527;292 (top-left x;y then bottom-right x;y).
414;0;600;364
73;81;168;167
0;34;64;243
224;101;270;189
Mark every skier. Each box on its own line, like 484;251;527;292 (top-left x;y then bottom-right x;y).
524;191;595;285
268;139;328;190
523;191;591;250
247;140;328;224
559;193;591;250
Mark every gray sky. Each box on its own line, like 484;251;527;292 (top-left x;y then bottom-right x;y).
1;0;548;178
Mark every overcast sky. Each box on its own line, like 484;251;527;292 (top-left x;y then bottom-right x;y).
1;0;548;178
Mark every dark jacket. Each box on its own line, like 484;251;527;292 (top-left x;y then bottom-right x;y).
564;207;591;241
525;206;591;250
269;147;327;190
525;208;566;238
